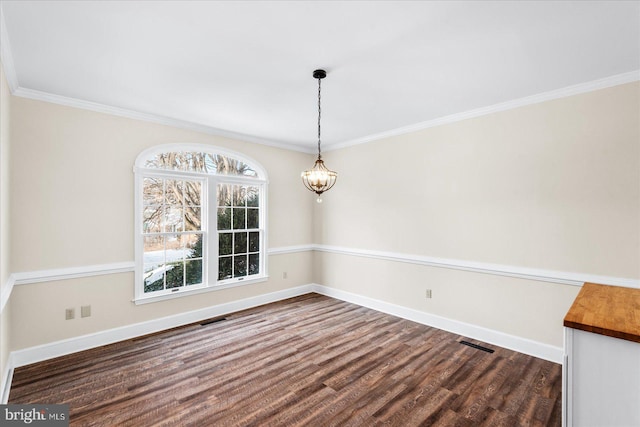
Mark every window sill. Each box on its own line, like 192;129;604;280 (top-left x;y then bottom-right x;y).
133;276;269;305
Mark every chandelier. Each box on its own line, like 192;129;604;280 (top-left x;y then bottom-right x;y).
301;69;337;203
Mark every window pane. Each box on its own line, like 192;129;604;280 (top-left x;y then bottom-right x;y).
219;233;232;256
164;206;184;232
170;153;186;171
144;270;164;293
143;177;163;205
234;232;247;254
184;206;201;231
143;152;261;177
143;152;260;177
165;180;183;205
249;232;259;252
188;152;205;172
183;181;202;206
143;264;155;275
175;153;187;170
147;153;190;171
175;152;200;171
247;208;259;229
218;184;232;207
247;187;259;207
144;263;164;291
234;255;247;277
166;262;184;289
233;185;246;207
165;234;184;263
218;257;232;280
213;155;256;177
185;234;203;258
233;208;245;229
185;259;202;286
143;206;162;233
249;254;259;276
218;208;231;230
204;154;218;174
144;156;163;169
143;236;165;267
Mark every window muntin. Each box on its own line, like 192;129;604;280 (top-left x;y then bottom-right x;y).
135;145;267;303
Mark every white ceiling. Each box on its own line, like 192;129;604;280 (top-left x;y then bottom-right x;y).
1;1;639;152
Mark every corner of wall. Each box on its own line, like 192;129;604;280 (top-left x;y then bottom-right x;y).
0;58;13;404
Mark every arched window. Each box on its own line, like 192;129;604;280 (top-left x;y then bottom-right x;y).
134;144;268;303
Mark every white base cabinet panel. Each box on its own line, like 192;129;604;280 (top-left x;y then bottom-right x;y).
564;328;640;427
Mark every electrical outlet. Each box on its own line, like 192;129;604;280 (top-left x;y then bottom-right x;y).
65;308;75;320
425;289;432;299
81;305;91;318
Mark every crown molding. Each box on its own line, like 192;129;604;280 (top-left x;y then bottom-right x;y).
6;65;639;156
0;4;18;91
324;70;640;152
7;69;639;157
11;87;314;154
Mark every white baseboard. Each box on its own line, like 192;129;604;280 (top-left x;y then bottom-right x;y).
10;285;313;369
4;281;562;402
311;284;563;363
1;353;14;404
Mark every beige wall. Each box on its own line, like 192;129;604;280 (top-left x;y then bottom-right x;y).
8;97;315;349
4;79;639;354
10;97;314;271
315;82;640;347
0;61;11;390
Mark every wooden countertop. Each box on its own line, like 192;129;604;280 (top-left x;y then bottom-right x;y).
564;282;640;343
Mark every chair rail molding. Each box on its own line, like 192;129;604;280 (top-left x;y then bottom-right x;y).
2;244;638;304
312;244;640;289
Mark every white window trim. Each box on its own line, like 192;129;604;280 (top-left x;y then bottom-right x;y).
133;143;269;304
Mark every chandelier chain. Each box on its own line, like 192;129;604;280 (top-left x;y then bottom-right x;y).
317;77;322;158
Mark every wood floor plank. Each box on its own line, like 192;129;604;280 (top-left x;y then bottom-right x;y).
9;293;562;426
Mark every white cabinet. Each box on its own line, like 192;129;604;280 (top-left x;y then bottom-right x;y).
563;283;640;427
563;327;640;427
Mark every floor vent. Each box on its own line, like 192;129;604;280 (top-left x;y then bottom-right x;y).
460;340;495;353
200;317;227;326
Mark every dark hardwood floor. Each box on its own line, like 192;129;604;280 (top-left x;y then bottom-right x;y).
9;293;562;426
